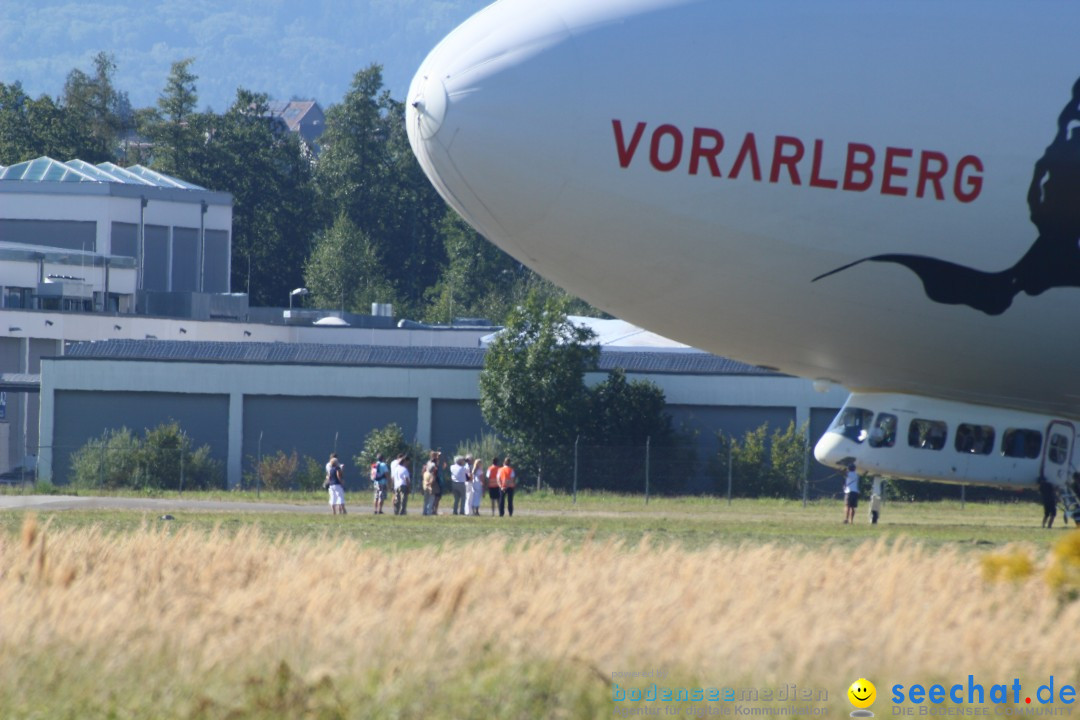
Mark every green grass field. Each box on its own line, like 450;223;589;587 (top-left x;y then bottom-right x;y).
0;490;1062;551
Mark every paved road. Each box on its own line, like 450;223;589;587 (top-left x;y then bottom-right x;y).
0;494;328;514
0;494;657;518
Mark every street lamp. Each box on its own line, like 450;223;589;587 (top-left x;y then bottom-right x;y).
289;287;309;310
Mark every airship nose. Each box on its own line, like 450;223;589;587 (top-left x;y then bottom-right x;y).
406;0;584;254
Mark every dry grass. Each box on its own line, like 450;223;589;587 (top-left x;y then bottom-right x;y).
1;515;1079;718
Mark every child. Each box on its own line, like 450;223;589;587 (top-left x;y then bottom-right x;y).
868;476;883;525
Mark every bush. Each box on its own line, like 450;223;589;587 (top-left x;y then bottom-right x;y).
69;427;141;489
298;456;327;492
250;450;300;491
455;433;504;466
68;422;223;490
713;422;810;499
353;423;427;486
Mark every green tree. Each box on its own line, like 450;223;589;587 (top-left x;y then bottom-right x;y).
315;64;446;317
770;421;809;498
0;82;36;163
303;213;398;312
423;210;520;323
61;51;128;162
585;368;672;447
354;423;424;475
192;88;315;304
142;58;200;178
730;423;771;497
0;82;95;164
479;292;599;489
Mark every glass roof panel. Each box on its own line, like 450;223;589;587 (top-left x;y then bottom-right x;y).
0;157;207;190
0;157;98;182
95;162;156;185
65;159;124;182
125;165;205;190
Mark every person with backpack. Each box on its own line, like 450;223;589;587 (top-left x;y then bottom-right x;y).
371;453;389;515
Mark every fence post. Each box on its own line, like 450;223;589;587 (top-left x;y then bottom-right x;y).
573;435;579;505
645;436;651;504
257;431;263;499
179;447;185;496
726;433;733;506
802;433;810;509
99;442;105;489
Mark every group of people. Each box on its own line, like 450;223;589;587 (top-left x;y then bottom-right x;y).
844;463;1080;529
326;450;520;517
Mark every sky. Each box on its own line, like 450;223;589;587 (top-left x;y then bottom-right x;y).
0;0;491;112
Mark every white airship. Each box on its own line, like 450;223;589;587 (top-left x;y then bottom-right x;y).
406;0;1080;509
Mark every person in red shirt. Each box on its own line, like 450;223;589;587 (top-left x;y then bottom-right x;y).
497;457;517;517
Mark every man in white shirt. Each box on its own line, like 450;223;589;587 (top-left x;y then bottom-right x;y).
449;455;469;515
392;454;412;515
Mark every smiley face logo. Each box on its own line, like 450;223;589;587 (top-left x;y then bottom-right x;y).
848;678;876;709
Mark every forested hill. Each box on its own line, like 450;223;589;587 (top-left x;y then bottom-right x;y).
0;0;489;111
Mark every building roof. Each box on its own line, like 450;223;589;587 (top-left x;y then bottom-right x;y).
267;100;322;133
61;339;779;376
482;315;696;351
0;157;205;190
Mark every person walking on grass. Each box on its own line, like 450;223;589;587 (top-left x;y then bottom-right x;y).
423;451;443;515
326;455;346;515
392;454;411;515
469;457;484;516
843;463;859;524
486;456;502;516
450;455;469;515
497;457;517;517
371;453;389;515
868;476;883;525
1039;475;1058;529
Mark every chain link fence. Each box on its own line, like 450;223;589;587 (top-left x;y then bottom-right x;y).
27;430;1034;504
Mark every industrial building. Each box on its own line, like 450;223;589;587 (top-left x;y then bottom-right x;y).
38;339;848;488
0;157;233;475
0;156;233;308
2;157;851;491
